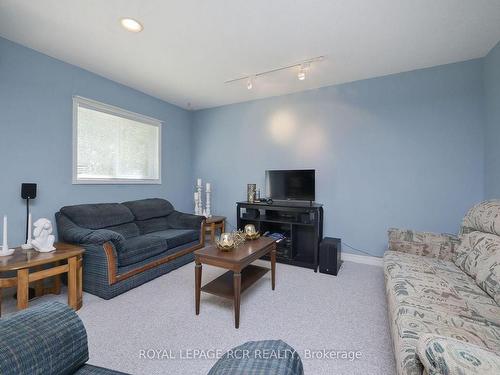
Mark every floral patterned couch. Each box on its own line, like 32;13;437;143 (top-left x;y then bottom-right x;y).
384;200;500;375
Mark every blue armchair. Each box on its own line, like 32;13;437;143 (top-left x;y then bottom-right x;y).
0;302;128;375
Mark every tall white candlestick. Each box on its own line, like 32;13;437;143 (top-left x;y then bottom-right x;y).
206;189;211;217
196;180;203;215
2;215;7;251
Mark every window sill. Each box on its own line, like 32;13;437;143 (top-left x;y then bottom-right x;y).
73;178;162;185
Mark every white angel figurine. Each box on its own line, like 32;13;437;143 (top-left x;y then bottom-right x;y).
32;218;56;252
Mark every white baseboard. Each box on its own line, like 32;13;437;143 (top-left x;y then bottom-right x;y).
341;252;383;267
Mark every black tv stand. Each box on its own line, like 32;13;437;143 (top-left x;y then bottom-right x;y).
237;201;324;271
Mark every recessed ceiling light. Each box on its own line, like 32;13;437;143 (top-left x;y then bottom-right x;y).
120;18;143;33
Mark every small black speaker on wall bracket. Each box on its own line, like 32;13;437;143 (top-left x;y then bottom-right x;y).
21;183;37;243
319;237;342;276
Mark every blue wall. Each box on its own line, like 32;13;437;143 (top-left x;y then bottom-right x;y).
192;60;485;257
0;37;193;245
484;41;500;199
0;35;492;255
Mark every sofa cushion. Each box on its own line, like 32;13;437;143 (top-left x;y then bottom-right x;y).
135;217;169;234
455;231;487;277
454;231;500;304
115;235;168;267
105;223;140;239
461;199;500;237
476;250;500;306
385;251;500;323
458;232;496;278
61;203;134;229
145;229;199;249
454;232;477;269
388;228;459;261
122;198;174;221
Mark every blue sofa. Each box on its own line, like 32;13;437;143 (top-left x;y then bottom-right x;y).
56;198;206;299
0;302;304;375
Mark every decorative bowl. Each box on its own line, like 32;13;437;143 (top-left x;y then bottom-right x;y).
215;242;235;252
245;232;261;240
216;232;235;251
215;230;247;251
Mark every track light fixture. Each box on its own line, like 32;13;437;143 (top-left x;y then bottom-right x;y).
225;56;324;89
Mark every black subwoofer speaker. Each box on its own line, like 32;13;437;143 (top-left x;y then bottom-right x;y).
319;237;342;276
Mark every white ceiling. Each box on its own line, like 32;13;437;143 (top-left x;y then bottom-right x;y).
1;1;500;110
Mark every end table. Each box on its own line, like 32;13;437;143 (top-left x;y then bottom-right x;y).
0;243;84;316
205;216;226;242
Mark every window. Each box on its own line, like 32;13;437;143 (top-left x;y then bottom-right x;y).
73;96;161;184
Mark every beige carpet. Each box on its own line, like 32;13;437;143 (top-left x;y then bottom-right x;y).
1;260;395;375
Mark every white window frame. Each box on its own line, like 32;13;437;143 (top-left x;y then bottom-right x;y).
72;96;162;184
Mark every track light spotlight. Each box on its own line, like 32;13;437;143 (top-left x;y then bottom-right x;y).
298;64;307;81
247;76;254;90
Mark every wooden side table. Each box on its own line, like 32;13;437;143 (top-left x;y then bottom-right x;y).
205;216;226;242
0;243;84;316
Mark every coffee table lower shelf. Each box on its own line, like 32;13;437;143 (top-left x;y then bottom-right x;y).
201;265;269;299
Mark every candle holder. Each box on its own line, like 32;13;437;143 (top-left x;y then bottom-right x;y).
194;179;213;217
194;178;203;215
244;224;260;240
215;232;235;251
247;184;256;203
1;215;15;257
215;230;246;251
0;248;15;257
205;183;212;218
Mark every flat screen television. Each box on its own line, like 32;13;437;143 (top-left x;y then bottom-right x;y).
266;169;315;202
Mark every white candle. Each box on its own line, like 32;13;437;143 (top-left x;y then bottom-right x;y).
2;215;7;252
197;178;202;186
194;192;198;200
206;182;211;192
27;213;32;244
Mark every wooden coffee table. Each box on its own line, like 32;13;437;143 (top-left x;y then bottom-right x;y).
0;243;84;316
194;236;276;328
